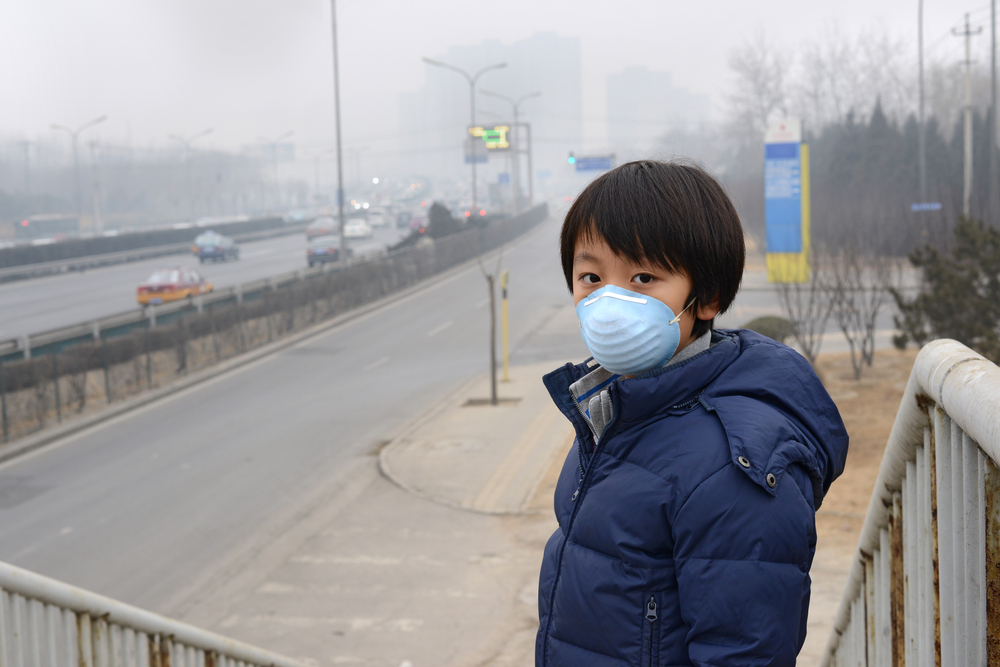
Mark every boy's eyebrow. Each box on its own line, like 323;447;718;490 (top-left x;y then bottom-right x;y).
573;251;599;264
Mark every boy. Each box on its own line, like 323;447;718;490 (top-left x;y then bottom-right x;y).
536;160;848;666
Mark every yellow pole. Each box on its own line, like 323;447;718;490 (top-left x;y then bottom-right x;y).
500;269;510;381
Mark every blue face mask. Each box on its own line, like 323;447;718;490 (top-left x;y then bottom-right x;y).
576;284;693;376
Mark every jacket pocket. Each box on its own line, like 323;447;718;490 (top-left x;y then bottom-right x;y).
641;593;661;667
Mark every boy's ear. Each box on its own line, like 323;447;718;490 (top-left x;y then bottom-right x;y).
696;296;721;321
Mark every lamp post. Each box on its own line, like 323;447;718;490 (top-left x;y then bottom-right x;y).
257;130;294;212
330;0;347;256
480;90;540;212
51;115;107;229
169;128;213;219
421;57;506;210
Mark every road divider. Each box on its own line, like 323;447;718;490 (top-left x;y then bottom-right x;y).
0;204;548;445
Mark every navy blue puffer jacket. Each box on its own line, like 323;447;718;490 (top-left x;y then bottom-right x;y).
536;329;849;667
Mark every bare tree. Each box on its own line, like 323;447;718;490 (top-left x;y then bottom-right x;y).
727;33;791;136
774;250;834;367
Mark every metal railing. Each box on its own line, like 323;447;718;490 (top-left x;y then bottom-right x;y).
0;560;306;667
821;338;1000;666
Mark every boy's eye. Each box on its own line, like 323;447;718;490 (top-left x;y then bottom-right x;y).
581;273;600;285
632;273;654;285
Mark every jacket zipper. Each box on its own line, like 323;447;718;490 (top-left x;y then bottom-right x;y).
541;389;622;667
645;594;658;667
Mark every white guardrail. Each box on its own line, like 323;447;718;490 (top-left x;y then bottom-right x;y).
0;560;307;667
821;339;1000;666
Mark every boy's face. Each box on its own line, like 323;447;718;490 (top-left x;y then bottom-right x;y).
572;235;720;355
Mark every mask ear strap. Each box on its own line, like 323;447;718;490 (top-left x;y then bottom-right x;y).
669;297;698;325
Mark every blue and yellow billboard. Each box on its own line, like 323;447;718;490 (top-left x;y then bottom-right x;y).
765;119;810;283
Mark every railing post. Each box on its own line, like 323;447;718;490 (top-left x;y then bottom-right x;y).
928;421;942;667
890;492;905;666
987;456;1000;665
78;613;94;667
52;353;62;423
100;335;112;404
0;358;9;442
865;556;877;666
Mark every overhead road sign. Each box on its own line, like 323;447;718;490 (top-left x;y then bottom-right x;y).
469;125;511;150
463;137;488;164
911;202;943;212
574;156;614;172
765;118;810;283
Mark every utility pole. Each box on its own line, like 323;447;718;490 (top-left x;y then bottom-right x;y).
954;13;983;218
918;0;927;201
19;141;31;195
51;115;107;229
480;90;541;213
89;141;103;234
993;0;998;222
169;128;213;219
330;0;346;254
422;57;506;211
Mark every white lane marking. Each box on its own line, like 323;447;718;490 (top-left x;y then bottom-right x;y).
363;356;390;371
475;298;489;308
426;320;453;337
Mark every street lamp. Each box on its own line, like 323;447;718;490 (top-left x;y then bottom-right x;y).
257;130;294;212
421;57;506;210
480;89;540;212
169;128;213;218
51;115;107;228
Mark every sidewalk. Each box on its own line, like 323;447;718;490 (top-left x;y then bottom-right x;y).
180;356;850;666
181;361;574;667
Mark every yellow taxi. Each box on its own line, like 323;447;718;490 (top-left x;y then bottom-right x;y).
136;267;213;305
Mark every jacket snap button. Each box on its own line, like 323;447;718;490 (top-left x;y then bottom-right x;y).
737;456;750;468
766;473;777;488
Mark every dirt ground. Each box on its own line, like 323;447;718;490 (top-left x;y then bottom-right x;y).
814;346;917;532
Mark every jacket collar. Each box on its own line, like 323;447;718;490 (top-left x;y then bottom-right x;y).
544;331;740;432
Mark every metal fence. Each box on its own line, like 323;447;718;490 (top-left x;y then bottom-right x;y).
821;338;1000;666
0;560;306;667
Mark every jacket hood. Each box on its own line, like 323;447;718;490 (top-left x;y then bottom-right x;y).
545;328;849;507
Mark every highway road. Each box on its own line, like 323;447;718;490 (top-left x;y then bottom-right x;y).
0;209;591;614
0;226;408;342
0;208;907;616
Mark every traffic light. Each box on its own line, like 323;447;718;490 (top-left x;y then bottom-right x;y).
568;152;576;165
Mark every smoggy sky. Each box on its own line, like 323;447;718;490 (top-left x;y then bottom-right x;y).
0;0;985;159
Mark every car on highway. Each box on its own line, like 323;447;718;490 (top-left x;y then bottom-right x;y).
306;216;338;240
307;235;349;267
344;219;374;239
409;216;428;234
136;267;213;305
367;208;388;227
191;231;239;263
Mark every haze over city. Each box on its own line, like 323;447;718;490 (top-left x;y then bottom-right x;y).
1;0;976;160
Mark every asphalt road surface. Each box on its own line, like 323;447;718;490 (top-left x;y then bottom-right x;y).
0;226;407;342
0;209;591;613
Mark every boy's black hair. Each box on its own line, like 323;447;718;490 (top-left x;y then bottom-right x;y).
560;160;745;338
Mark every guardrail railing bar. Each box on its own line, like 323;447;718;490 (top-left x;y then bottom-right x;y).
0;559;307;667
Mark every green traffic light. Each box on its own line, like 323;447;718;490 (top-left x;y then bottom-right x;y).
568;156;576;164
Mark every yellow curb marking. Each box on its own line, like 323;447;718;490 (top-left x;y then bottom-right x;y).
472;404;560;512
